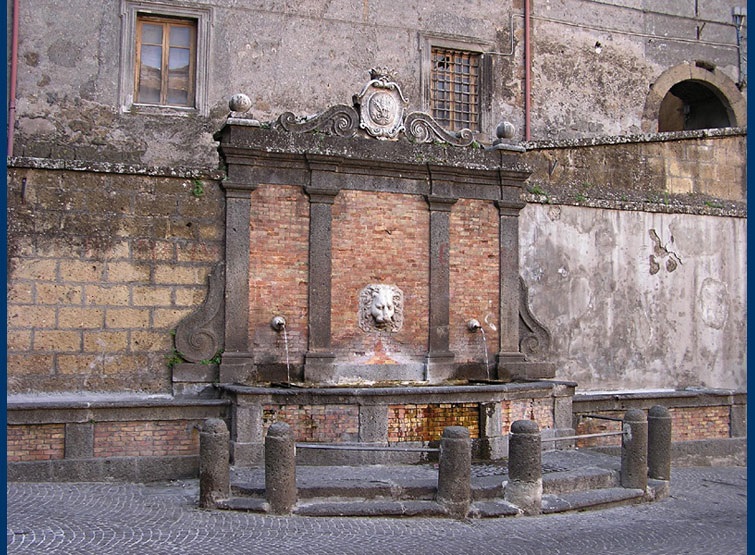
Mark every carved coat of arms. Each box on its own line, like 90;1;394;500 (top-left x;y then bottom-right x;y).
354;68;408;140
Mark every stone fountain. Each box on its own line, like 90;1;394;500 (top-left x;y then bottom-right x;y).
174;69;571;465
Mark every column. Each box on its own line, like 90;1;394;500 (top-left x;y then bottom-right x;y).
495;200;527;379
219;183;256;384
304;186;338;382
425;195;457;381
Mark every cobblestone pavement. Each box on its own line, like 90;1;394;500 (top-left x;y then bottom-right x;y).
7;466;746;555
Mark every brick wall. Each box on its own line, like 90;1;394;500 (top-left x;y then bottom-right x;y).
262;404;360;442
449;199;500;363
387;403;480;442
574;405;734;447
670;406;730;441
330;190;430;361
7;424;66;462
248;185;310;362
93;420;201;458
7;165;224;394
501;399;554;434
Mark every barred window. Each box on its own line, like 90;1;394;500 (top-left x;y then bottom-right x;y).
135;15;197;107
430;48;481;131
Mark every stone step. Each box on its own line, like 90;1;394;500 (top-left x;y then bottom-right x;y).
219;457;669;518
542;487;645;514
232;479;438;501
218;485;657;518
542;466;620;495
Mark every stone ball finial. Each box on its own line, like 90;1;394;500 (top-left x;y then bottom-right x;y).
229;93;252;113
496;121;516;140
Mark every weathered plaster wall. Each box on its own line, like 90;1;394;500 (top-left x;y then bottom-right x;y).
10;1;744;166
519;203;747;392
530;0;744;139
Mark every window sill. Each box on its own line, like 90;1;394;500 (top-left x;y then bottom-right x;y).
123;103;201;117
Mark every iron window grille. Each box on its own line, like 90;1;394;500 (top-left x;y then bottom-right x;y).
430;47;481;131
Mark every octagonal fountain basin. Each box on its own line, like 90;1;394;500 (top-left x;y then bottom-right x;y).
217;379;575;466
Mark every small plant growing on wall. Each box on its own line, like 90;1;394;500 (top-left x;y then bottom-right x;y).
165;349;186;370
191;179;205;198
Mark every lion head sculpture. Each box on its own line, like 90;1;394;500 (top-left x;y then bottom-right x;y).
359;284;404;333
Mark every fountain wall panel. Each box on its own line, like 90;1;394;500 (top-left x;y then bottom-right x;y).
249;184;309;373
449;198;500;364
330;190;429;364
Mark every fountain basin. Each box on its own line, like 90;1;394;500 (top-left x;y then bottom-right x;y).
219;379;576;466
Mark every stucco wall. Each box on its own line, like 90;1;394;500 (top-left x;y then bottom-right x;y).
519;203;747;392
10;1;745;167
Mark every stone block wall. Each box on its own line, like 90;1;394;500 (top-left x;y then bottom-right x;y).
7;161;225;395
521;130;746;206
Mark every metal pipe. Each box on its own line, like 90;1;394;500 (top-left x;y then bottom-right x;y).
296;443;440;453
581;414;624;422
541;430;625;443
524;0;531;141
8;0;20;157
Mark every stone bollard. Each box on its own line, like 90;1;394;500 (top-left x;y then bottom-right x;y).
648;405;672;481
621;408;648;490
436;426;471;518
504;419;542;515
199;418;231;509
265;422;297;515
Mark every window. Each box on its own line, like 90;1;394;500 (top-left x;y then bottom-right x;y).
430;47;481;131
420;34;492;136
135;16;196;107
119;1;212;116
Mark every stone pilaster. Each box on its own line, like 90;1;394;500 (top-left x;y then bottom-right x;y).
304;186;339;382
425;195;457;381
220;182;256;384
495;200;527;379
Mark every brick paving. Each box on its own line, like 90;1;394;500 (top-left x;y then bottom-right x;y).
7;465;746;555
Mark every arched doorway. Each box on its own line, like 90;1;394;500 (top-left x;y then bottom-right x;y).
643;62;746;133
658;80;732;131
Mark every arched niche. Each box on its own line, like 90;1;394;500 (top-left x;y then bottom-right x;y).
643;61;747;133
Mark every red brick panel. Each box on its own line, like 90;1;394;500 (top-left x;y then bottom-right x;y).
501;399;555;435
387;403;480;442
449;199;500;362
575;411;625;448
7;424;65;462
93;420;200;457
670;406;730;441
248;185;310;361
574;406;732;448
331;190;430;361
262;404;360;443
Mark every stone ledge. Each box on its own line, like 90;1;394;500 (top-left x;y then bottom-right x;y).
7;455;199;483
8;156;225;180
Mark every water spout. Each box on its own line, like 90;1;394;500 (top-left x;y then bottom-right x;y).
271;316;291;383
271;316;286;332
467;319;490;380
467;319;482;332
